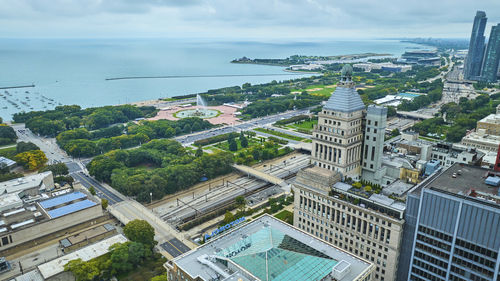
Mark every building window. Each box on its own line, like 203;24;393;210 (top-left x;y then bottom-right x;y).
375;121;378;126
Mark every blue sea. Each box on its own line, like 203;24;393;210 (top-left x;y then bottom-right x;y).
0;38;426;121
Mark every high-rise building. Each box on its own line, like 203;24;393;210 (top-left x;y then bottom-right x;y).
293;166;405;281
397;163;500;281
465;11;487;81
361;105;387;185
312;64;365;179
482;24;500;82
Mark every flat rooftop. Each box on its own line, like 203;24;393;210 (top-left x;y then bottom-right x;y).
38;234;127;279
412;163;500;200
170;214;373;281
0;171;52;195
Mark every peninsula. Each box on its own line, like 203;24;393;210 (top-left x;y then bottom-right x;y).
231;53;392;66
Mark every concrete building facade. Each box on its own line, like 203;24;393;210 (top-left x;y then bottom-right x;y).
397;164;500;281
312;65;365;179
361;105;387;185
293;167;405;281
477;113;500;136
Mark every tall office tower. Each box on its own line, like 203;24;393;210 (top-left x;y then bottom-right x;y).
397;163;500;281
361;105;387;185
465;11;487;80
312;64;365;179
482;24;500;82
293;166;405;281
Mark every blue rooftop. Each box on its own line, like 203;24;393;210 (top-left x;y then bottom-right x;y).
47;200;97;218
324;86;365;113
40;192;86;209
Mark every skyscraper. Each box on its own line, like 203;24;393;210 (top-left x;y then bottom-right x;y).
361;105;387;185
396;164;500;281
311;64;364;179
465;11;487;81
482;24;500;83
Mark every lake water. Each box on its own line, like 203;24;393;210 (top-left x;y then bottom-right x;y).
0;38;425;121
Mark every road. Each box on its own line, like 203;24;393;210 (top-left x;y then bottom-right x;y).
71;172;123;205
110;199;195;259
174;108;310;146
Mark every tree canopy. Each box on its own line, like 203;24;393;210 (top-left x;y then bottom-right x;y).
123;220;156;248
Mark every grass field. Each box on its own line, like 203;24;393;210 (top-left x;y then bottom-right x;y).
254;128;305;141
0;146;16;159
285;119;317;133
292;84;335;97
274;210;293;225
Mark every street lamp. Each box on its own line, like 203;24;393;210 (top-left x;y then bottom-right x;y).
150;192;153;204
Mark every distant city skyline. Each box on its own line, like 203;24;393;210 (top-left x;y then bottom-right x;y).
0;0;500;39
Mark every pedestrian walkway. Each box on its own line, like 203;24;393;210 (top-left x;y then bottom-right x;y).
232;164;286;187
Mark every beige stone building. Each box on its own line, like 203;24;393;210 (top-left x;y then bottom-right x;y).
312;65;365;179
293;166;405;281
477;113;500;135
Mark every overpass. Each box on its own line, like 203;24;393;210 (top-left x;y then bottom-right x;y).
232;164;287;187
396;111;434;120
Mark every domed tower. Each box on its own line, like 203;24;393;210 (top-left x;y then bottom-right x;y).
311;64;365;179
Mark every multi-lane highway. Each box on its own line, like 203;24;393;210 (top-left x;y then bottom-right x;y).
175;108;310;146
71;172;123;205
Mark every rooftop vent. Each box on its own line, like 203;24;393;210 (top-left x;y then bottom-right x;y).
331;260;351;280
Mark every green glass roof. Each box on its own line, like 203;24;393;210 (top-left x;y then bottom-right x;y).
217;226;337;281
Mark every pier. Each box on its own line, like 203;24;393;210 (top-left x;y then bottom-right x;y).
0;84;35;90
106;73;305;81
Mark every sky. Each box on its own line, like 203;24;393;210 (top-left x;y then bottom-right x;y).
1;0;500;39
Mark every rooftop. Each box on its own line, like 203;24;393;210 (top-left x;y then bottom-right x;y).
323;86;365;113
38;234;127;279
411;163;500;203
478;113;500;124
0;171;53;195
0;156;16;168
169;215;373;281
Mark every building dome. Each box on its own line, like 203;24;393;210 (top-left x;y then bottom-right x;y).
341;64;353;77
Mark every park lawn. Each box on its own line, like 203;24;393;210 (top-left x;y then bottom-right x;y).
286;119;317;133
214;138;260;152
292;84;335;97
274;210;294;225
0;146;16;159
254;128;304;141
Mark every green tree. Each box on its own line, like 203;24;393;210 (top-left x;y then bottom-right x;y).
14;150;48;170
40;163;69;176
240;133;248;148
228;139;238;151
223;211;234;224
110;242;132;274
16;141;40;154
101;198;108;209
123;220;157;248
390;129;400;138
195;146;203;157
235;196;246;211
89;186;96;196
64;258;100;281
364;186;372;193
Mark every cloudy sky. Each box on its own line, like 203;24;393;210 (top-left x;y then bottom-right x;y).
1;0;500;39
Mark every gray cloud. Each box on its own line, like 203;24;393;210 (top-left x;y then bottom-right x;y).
0;0;499;38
